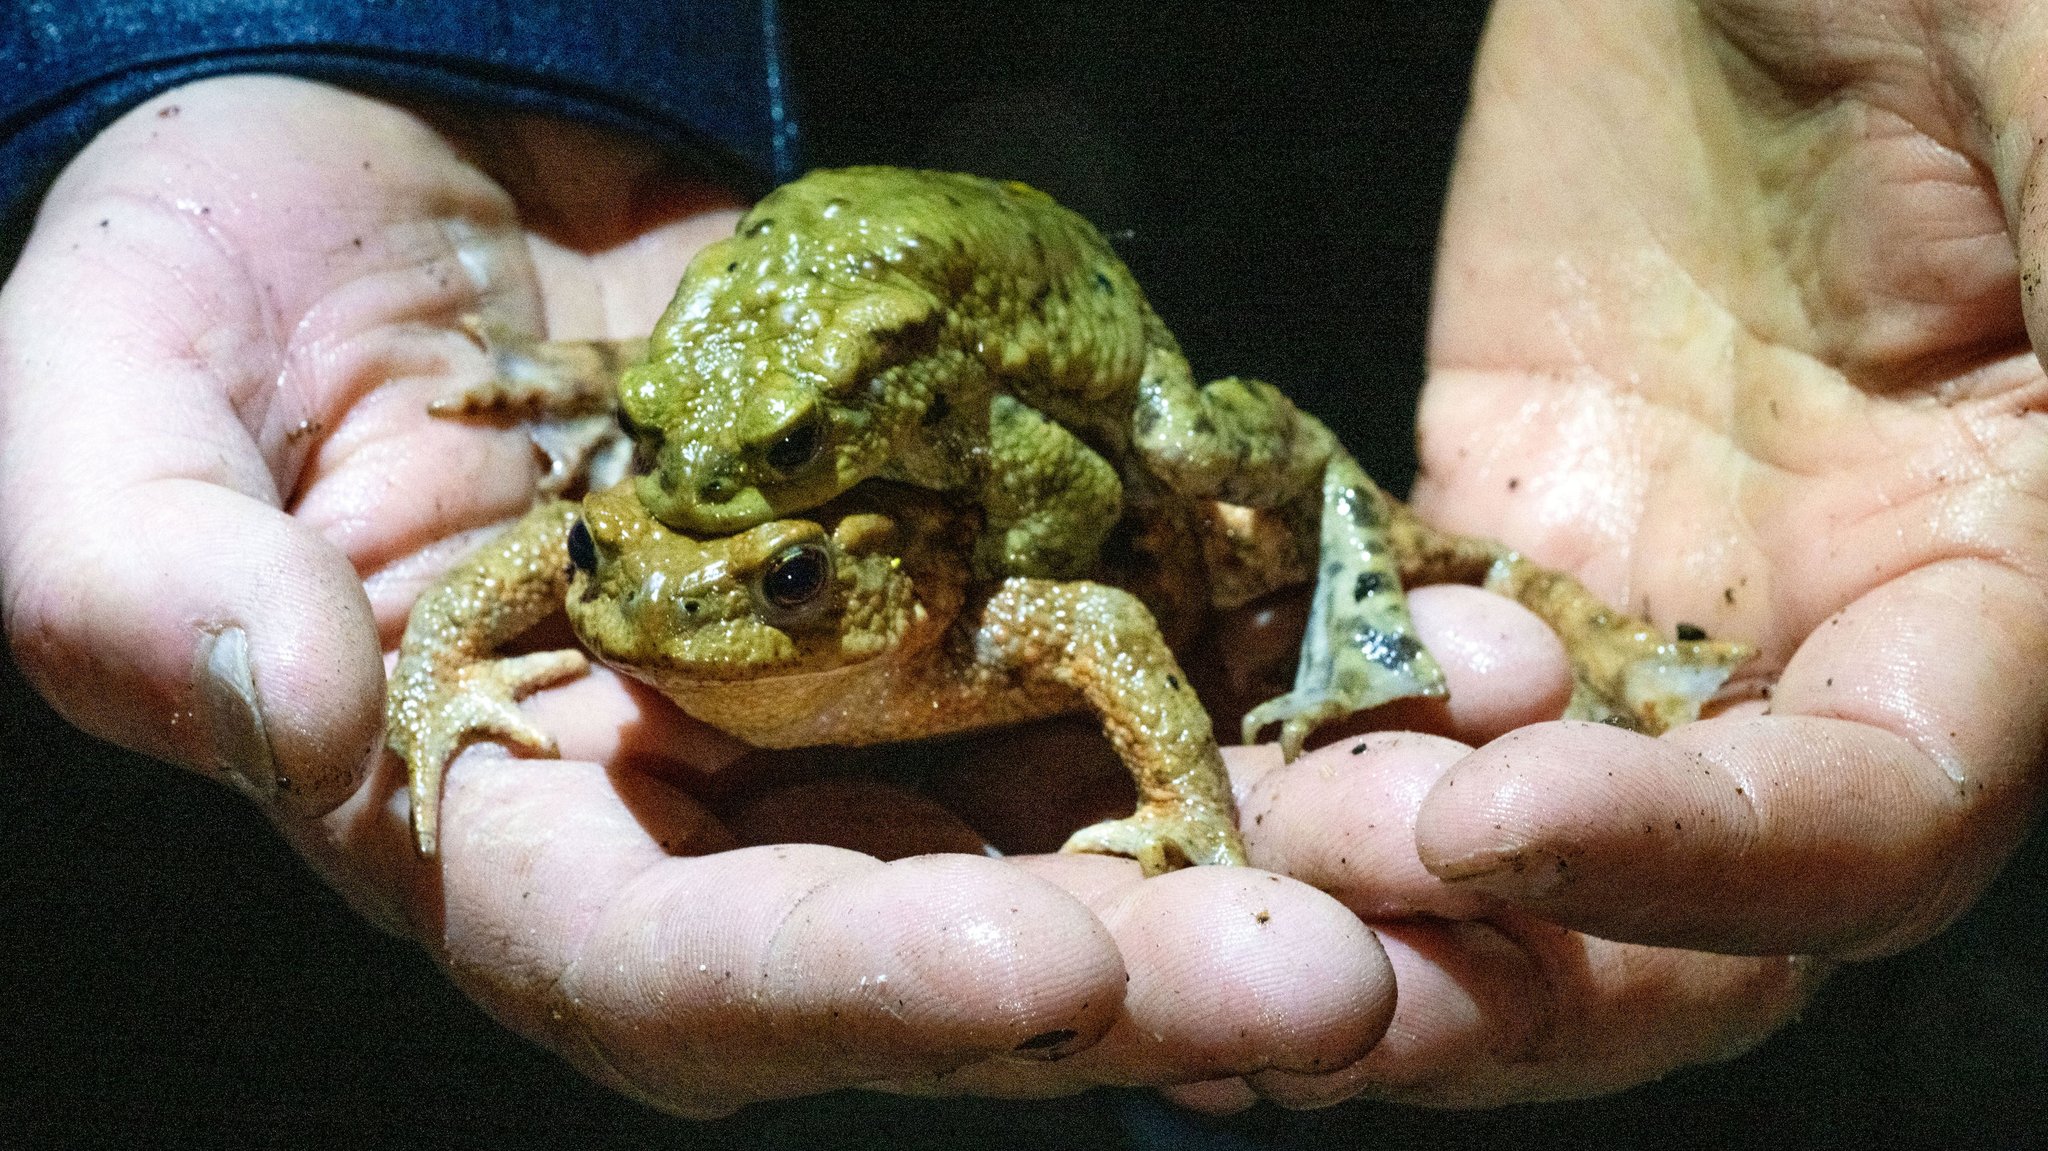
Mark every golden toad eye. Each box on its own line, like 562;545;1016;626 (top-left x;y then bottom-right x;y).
762;544;830;609
764;413;822;474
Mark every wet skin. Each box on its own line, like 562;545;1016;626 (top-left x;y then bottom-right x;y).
387;167;1753;870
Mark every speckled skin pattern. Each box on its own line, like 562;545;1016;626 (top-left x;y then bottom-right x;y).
617;167;1328;581
394;482;1245;872
386;500;590;857
611;166;1480;749
384;167;1754;868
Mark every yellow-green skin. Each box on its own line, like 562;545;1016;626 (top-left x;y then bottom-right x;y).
570;482;1243;873
386;167;1757;866
387;481;1247;873
620;166;1323;582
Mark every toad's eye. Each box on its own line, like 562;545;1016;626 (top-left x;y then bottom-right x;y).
567;520;597;575
764;413;822;474
761;543;830;609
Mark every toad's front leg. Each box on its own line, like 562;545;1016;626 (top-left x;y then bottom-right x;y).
435;317;648;493
387;499;587;855
977;579;1247;874
968;394;1124;580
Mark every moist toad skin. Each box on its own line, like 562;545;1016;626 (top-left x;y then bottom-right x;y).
606;166;1471;751
387;476;1748;870
387;167;1754;867
616;166;1329;583
390;483;1247;873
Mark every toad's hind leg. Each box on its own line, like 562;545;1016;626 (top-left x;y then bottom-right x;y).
1130;341;1336;509
1240;453;1448;758
1480;554;1752;734
1383;503;1754;735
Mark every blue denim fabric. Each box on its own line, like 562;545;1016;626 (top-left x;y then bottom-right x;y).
0;0;799;259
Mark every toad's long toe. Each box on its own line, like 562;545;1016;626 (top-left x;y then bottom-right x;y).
1060;803;1248;876
1566;633;1754;734
1242;665;1446;761
389;648;589;856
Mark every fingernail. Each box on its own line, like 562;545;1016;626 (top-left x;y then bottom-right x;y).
442;218;502;293
194;626;279;801
1428;846;1571;898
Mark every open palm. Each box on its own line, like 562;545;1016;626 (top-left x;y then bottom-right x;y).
0;76;1410;1116
1254;0;2048;1104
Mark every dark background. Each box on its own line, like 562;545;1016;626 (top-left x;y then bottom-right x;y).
8;3;2048;1147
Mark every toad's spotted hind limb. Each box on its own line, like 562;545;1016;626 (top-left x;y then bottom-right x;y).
1241;455;1755;759
1241;452;1448;759
1481;556;1753;734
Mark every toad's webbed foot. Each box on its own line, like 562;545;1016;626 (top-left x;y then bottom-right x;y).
1485;556;1751;734
387;499;584;855
1242;452;1446;759
1061;801;1248;876
435;316;647;493
389;650;589;855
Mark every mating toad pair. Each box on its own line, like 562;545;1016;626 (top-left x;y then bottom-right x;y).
387;167;1749;875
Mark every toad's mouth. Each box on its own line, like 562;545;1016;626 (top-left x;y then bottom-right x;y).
607;650;880;687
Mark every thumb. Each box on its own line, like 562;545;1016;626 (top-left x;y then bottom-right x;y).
6;482;384;816
1974;8;2048;363
0;184;383;819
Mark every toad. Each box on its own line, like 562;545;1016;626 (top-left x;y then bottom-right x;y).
390;167;1752;869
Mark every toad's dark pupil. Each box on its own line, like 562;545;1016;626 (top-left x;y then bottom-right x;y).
567;520;597;575
766;417;821;472
763;545;828;608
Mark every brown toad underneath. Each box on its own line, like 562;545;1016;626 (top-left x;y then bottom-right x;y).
387;167;1753;870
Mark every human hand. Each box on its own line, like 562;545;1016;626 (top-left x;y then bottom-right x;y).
1345;0;2048;1102
0;75;1398;1117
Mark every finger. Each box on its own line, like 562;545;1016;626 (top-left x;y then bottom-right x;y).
1235;733;1498;923
1298;919;1816;1108
396;752;1126;1118
899;854;1394;1097
1976;4;2048;363
1415;559;2048;957
0;219;388;812
0;80;528;815
1221;734;1814;1106
1389;583;1574;746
